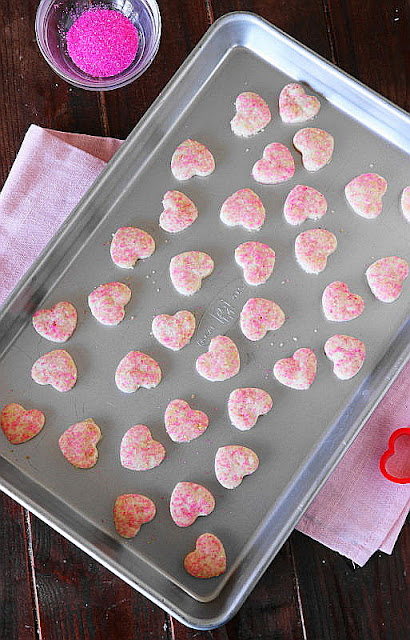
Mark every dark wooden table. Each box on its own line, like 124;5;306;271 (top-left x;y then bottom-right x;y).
0;1;409;638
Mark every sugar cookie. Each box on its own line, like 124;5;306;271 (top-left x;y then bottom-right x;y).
284;184;327;225
58;419;101;468
324;334;366;380
322;281;365;321
196;335;240;381
171;139;215;180
230;91;271;137
110;226;155;268
366;256;408;302
240;298;285;341
115;351;161;393
235;241;275;285
114;494;156;538
295;228;337;274
1;403;45;444
273;347;317;390
228;388;273;431
293;128;334;171
120;424;165;471
345;173;387;219
170;482;215;527
184;533;226;578
32;301;77;343
164;399;209;443
159;190;198;233
252;142;295;184
220;188;266;231
215;445;259;489
401;186;410;222
279;83;321;124
170;251;214;295
152;310;195;351
31;349;77;392
88;282;131;326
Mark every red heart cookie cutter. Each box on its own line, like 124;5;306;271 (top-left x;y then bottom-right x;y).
379;427;410;484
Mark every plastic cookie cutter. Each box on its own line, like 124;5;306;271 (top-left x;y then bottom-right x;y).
379;427;410;484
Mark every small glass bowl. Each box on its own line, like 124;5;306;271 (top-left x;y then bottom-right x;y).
35;0;161;91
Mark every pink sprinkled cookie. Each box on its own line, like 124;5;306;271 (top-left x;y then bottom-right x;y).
293;128;334;171
171;139;215;180
115;351;161;393
322;281;365;321
184;533;226;578
32;301;77;343
152;310;196;351
240;298;285;341
252;142;295;184
114;494;156;538
110;226;155;268
235;241;275;285
279;83;321;124
31;349;77;392
88;282;131;326
120;424;165;471
215;445;259;489
401;186;410;222
164;399;209;443
344;173;387;219
196;335;240;382
228;388;273;431
324;334;366;380
273;348;317;390
170;482;215;527
366;256;408;302
159;191;198;233
230;91;271;137
284;184;328;225
58;419;101;468
1;403;45;444
295;228;337;274
170;251;214;295
220;188;266;231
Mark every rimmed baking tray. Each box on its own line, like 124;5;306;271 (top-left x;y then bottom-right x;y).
0;12;409;629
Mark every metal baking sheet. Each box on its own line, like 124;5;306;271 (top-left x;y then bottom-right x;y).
0;12;409;629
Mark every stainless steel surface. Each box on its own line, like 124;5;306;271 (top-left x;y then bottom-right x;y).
0;12;409;629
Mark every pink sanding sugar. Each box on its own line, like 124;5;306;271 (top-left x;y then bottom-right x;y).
66;8;139;78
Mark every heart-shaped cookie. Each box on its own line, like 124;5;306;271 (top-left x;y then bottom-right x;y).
279;83;321;123
114;494;156;538
324;334;366;380
1;403;45;444
32;301;77;343
220;188;266;231
293;128;334;171
235;241;276;285
295;228;337;274
170;251;214;295
171;139;215;180
152;310;196;351
88;282;131;325
322;281;365;321
252;142;295;184
110;226;155;268
120;424;165;471
184;533;226;578
58;418;101;468
31;349;77;392
170;482;215;527
284;184;328;225
345;173;387;219
401;186;410;222
215;445;259;489
273;347;317;390
240;298;285;341
380;428;410;484
164;399;209;443
115;351;161;393
228;388;273;431
159;190;198;233
196;335;240;381
230;91;271;137
366;256;408;302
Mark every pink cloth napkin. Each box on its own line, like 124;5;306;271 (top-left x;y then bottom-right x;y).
1;124;409;565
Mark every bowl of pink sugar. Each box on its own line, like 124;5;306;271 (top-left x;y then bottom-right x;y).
35;0;161;90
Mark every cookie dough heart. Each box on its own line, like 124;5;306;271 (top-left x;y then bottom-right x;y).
293;128;334;171
152;310;196;351
115;351;161;393
120;424;165;471
279;83;321;123
113;494;156;538
324;334;366;380
228;388;273;431
252;142;295;184
235;241;276;285
322;281;365;321
110;226;155;268
284;184;328;225
196;335;240;381
184;533;226;578
88;282;131;325
240;298;285;341
345;173;387;219
366;256;408;302
31;349;77;392
273;347;317;390
1;403;45;444
220;188;266;231
58;419;101;468
170;251;214;295
171;139;215;180
159;190;198;233
295;228;337;274
170;482;215;527
164;399;209;443
230;91;271;137
215;445;259;489
401;186;410;222
32;301;77;342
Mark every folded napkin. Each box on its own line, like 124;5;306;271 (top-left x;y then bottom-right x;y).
1;124;408;566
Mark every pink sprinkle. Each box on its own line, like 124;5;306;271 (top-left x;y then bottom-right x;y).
66;9;139;78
